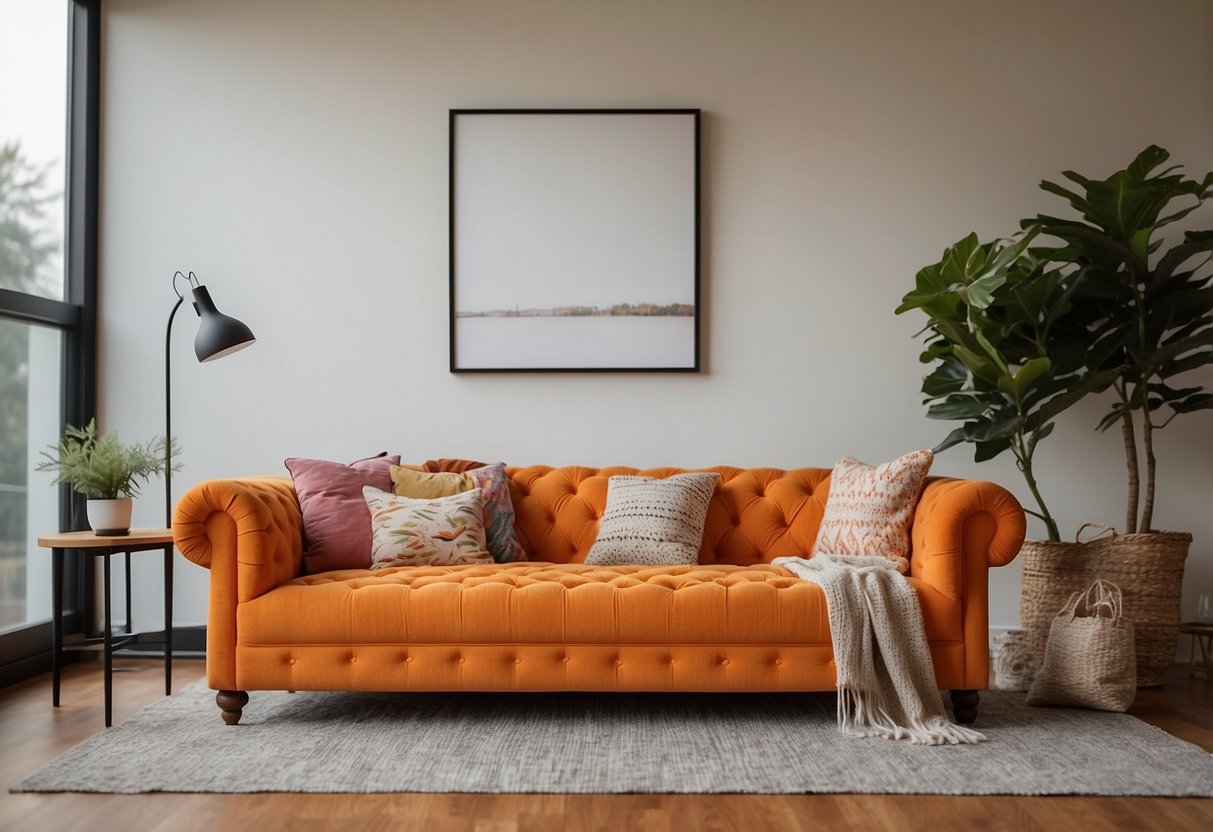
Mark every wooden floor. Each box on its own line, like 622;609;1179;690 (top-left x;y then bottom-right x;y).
1;658;1209;832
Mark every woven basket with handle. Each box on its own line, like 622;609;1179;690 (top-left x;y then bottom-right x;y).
1027;579;1136;712
1019;524;1190;687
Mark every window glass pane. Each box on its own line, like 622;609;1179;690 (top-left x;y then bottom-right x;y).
0;0;68;300
0;318;62;631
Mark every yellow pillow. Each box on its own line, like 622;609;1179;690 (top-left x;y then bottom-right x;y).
390;465;476;499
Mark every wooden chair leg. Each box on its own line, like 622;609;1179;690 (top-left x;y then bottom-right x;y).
216;690;249;725
950;689;980;724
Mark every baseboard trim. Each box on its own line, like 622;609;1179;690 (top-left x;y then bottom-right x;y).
114;624;206;658
0;616;85;688
0;650;57;688
1;625;207;688
988;624;1020;651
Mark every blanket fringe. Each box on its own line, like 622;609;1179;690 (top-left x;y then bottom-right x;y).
838;688;985;746
775;555;988;746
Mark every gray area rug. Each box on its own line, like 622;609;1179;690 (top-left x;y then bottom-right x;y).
13;680;1212;796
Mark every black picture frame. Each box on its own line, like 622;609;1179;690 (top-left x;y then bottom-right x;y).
449;108;701;373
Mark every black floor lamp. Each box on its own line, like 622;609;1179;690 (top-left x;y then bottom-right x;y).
165;270;256;526
158;270;254;695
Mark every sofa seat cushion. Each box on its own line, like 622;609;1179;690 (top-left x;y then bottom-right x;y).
237;563;962;647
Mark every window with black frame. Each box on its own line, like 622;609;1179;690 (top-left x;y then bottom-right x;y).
0;0;98;684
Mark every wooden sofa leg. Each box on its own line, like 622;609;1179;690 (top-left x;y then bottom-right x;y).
950;689;979;725
216;690;249;725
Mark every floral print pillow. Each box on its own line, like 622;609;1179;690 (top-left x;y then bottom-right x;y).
363;486;493;569
467;463;528;563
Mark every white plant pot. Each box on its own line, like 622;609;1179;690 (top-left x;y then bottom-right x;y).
87;498;133;536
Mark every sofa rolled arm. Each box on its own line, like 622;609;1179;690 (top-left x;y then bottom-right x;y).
173;476;304;603
174;476;304;691
910;477;1024;690
909;477;1026;598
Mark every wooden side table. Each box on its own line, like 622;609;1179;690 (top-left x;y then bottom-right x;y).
1180;622;1213;680
37;528;175;727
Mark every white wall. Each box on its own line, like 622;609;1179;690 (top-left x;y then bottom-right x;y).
98;0;1213;633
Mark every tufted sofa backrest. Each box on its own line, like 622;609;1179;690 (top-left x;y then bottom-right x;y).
505;465;833;565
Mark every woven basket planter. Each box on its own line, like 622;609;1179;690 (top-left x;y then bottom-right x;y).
1019;529;1190;687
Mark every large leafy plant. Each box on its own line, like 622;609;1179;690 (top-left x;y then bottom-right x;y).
36;419;178;500
1031;146;1213;534
896;232;1117;541
899;147;1212;542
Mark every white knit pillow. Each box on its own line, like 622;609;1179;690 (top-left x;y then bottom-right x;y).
583;473;719;566
812;450;933;573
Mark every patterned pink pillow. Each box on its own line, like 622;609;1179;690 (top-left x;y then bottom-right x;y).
285;454;400;574
467;463;527;563
812;450;933;573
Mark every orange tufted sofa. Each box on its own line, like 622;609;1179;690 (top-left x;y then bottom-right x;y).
173;465;1025;726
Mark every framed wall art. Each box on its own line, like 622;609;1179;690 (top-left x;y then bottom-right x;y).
449;109;700;372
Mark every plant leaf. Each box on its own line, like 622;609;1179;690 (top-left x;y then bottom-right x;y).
973;438;1012;462
921;358;969;397
926;396;990;420
968;415;1022;443
1012;357;1052;398
1151;234;1213;289
953;344;1002;386
932;426;970;454
1167;393;1213;414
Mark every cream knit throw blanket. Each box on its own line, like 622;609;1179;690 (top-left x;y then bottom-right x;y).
772;554;985;745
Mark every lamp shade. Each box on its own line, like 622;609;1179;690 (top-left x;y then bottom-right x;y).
190;285;256;362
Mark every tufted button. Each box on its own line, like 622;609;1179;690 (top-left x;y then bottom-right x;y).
288;657;297;666
562;655;572;663
774;657;784;666
405;656;415;664
458;656;466;664
615;658;624;667
720;658;729;666
513;657;522;665
669;657;677;665
349;655;357;664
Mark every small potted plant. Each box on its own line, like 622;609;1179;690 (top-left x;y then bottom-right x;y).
36;419;178;535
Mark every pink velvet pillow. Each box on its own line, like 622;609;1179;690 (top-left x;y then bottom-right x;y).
285;454;400;574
